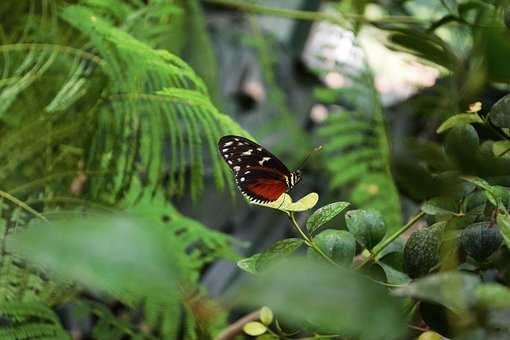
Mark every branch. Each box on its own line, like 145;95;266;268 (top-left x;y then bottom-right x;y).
214;309;261;340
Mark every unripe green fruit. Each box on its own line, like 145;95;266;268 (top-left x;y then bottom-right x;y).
459;223;503;262
403;227;441;279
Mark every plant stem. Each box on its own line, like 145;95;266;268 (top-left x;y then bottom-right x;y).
204;0;425;25
288;212;339;267
214;309;261;340
372;211;425;259
0;190;47;221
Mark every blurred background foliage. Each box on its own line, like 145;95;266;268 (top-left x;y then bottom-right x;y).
1;0;510;339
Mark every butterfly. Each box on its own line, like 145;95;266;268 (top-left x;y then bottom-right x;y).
218;135;302;204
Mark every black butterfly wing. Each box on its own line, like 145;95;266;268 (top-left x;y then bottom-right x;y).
218;135;291;202
218;135;291;176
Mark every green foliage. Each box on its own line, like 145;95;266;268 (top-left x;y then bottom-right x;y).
9;216;183;302
230;258;407;340
0;301;69;340
308;229;356;266
459;223;503;263
3;0;510;339
0;0;247;206
317;69;402;230
403;226;442;279
345;209;386;250
306;201;350;234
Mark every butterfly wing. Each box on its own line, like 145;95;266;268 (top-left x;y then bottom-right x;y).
218;135;292;203
237;167;287;203
218;135;291;175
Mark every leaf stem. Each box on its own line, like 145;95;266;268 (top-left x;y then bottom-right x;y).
0;190;47;221
288;212;339;267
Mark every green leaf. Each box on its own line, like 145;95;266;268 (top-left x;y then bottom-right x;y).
489;94;510;128
230;258;406;339
345;209;386;250
422;197;459;215
436;113;483;134
243;321;267;336
306;201;350;233
237;254;261;274
260;306;273;326
393;272;481;312
8;216;182;302
309;230;356;266
440;0;459;16
378;262;411;285
475;283;510;309
496;213;510;249
256;238;304;270
461;176;499;207
492;140;510;157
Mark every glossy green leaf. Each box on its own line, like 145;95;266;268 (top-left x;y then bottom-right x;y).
462;176;499;207
436;114;483;134
306;201;350;233
422;197;459;215
393;272;481;312
237;254;261;274
489;94;510;128
309;230;356;266
256;238;304;270
345;209;386;250
379;262;411;285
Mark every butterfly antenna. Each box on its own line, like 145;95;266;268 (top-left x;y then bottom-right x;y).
295;145;323;171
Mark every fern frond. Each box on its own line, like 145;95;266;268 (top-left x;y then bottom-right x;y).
0;323;69;340
318;67;402;230
1;2;247;204
0;301;69;340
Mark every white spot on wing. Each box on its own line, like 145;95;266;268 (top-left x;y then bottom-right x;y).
240;177;245;182
258;157;271;166
233;166;241;171
222;148;229;152
257;147;262;151
224;141;233;146
242;150;253;156
227;160;232;165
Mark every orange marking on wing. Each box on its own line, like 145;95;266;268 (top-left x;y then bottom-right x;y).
247;179;286;201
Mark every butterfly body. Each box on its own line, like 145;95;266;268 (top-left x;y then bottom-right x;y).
218;135;302;203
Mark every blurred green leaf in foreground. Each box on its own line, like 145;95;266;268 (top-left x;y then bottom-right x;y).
8;216;184;304
228;258;407;340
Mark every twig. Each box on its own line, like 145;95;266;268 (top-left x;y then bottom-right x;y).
215;309;261;340
0;190;47;221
